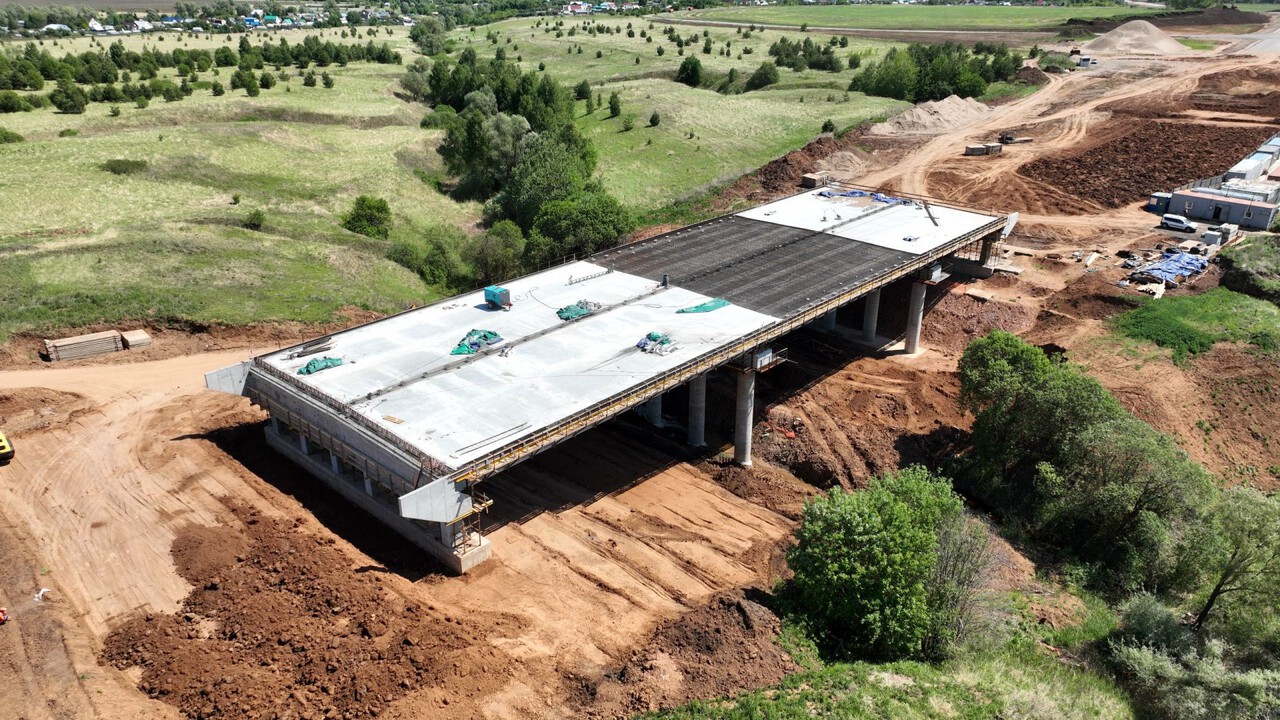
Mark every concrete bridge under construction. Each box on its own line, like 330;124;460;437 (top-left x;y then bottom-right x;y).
207;185;1011;572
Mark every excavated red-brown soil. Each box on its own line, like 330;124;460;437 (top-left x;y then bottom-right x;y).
1102;66;1280;120
579;589;800;719
0;387;95;435
102;503;521;720
1020;120;1280;209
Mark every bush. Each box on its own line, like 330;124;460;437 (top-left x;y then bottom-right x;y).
101;159;148;175
821;118;836;133
342;195;392;239
1109;642;1280;720
1114;595;1193;656
386;223;474;288
0;128;25;144
675;56;702;87
322;72;335;89
608;91;621;118
244;209;266;231
212;81;225;96
135;96;149;109
0;91;33;113
303;71;317;87
744;61;780;92
109;105;121;117
58;128;79;137
649;110;660;127
528;190;634;263
49;78;88;114
620;113;635;132
231;193;241;205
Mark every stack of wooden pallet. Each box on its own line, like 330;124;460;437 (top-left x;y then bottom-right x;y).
44;330;124;361
121;329;153;350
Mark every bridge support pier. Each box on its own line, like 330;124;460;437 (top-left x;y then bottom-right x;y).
734;369;755;467
688;373;706;447
979;233;997;266
905;281;927;354
643;394;663;427
862;288;881;343
819;309;838;331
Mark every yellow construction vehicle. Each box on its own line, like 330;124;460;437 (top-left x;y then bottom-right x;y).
0;430;14;464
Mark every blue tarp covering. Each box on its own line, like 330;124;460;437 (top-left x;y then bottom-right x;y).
1139;251;1210;285
816;189;914;206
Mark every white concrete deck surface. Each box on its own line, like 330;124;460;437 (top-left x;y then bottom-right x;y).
261;261;777;470
736;189;1000;255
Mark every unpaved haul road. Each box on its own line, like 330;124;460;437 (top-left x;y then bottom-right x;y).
854;50;1279;241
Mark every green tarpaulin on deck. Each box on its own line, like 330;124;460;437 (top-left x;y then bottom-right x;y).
451;329;503;355
298;357;343;375
676;298;731;314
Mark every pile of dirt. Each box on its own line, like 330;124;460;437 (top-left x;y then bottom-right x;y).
1083;20;1189;56
753;359;970;489
102;504;519;720
815;147;874;179
1020;120;1280;208
580;589;799;719
755;133;847;192
869;95;991;136
0;387;94;435
705;461;818;521
919;291;1039;354
1013;65;1051;87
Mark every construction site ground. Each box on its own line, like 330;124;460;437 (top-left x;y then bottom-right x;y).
4;22;1280;720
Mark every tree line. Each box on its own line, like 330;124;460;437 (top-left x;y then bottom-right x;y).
850;42;1023;103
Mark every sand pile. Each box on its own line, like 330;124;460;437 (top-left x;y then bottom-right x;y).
1084;20;1189;56
870;95;992;136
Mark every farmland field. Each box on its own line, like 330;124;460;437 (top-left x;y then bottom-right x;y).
675;5;1168;31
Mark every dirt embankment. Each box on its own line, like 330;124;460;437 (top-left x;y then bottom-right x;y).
1067;7;1270;32
1020;120;1279;209
102;503;521;720
580;589;799;719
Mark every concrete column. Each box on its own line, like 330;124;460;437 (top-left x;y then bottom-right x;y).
644;394;663;427
687;373;707;447
862;288;882;343
979;235;996;266
364;475;374;496
270;416;280;434
905;281;927;354
819;309;838;331
299;435;309;455
329;451;341;476
734;370;755;467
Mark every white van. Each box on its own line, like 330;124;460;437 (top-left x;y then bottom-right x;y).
1160;214;1199;233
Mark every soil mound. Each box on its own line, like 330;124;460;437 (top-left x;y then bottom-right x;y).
1084;20;1188;56
1013;66;1050;86
582;589;798;718
1020;120;1279;209
870;95;992;136
102;504;518;720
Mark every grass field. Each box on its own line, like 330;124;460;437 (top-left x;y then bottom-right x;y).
0;52;472;341
1113;287;1280;363
675;5;1165;32
1177;38;1225;51
2;25;402;55
0;17;915;339
458;18;905;207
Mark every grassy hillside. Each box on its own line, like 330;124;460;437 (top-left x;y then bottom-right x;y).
455;18;906;208
674;5;1163;31
0;19;911;339
0;56;467;341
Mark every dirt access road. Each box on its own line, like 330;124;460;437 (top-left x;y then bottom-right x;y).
0;351;791;719
853;32;1280;250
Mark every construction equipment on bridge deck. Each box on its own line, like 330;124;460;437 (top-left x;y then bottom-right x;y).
484;285;512;311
